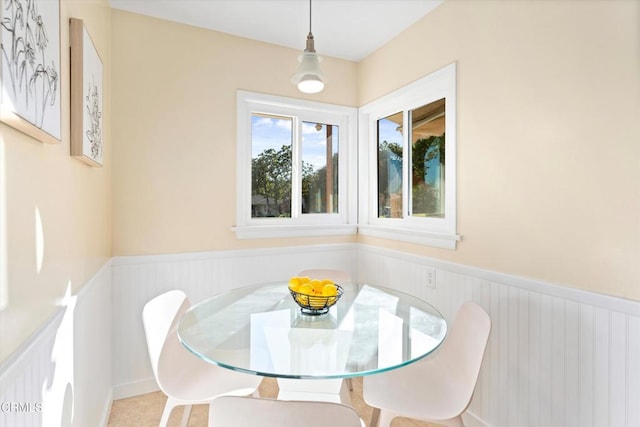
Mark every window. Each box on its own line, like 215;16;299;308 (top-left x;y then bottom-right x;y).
359;63;460;249
235;91;357;239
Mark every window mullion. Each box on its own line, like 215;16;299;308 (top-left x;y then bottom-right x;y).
368;118;378;220
291;117;302;219
402;110;410;219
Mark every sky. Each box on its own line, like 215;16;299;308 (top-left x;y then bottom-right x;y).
378;117;403;148
251;115;338;171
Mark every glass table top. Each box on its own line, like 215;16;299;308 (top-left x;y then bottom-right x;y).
178;282;447;379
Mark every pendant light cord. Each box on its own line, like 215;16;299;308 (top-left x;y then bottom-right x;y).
305;0;316;53
293;0;325;93
309;0;313;35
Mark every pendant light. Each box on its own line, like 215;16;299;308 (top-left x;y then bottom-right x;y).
291;0;325;93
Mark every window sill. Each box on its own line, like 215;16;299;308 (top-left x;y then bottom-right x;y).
358;224;461;250
233;224;358;239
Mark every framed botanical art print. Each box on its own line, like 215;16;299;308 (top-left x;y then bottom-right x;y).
70;17;103;166
1;0;61;144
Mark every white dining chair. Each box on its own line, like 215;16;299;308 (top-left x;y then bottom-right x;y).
142;290;263;427
363;301;491;427
208;395;364;427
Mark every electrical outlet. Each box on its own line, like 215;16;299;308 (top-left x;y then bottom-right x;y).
425;267;436;289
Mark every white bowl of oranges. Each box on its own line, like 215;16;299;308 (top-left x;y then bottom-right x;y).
288;276;343;315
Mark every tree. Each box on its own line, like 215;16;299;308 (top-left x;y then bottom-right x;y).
302;153;338;213
252;145;341;216
412;135;445;216
251;145;292;217
301;160;316;213
412;135;445;187
377;141;403;217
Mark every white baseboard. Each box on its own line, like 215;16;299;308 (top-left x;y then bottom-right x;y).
112;377;159;400
100;389;114;427
463;410;490;427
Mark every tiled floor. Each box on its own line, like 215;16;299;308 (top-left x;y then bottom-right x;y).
107;377;436;426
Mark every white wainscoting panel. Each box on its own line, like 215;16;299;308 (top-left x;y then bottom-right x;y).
109;243;639;427
0;261;112;427
4;243;637;427
111;244;358;399
357;245;640;427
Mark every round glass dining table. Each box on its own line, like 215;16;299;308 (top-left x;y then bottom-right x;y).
178;282;447;381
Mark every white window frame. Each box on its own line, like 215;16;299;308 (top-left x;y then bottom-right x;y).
235;91;358;239
358;62;461;249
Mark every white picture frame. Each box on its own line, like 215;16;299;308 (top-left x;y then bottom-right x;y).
1;0;61;144
70;17;103;166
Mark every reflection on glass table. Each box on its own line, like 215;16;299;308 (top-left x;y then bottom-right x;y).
178;282;447;402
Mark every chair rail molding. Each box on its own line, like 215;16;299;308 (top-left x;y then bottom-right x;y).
110;242;639;427
357;244;640;427
5;243;637;427
0;261;113;427
111;243;359;399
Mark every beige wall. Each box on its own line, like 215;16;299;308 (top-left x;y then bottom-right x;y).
112;1;639;301
0;0;112;362
1;0;635;386
110;11;358;256
358;0;640;300
3;1;636;366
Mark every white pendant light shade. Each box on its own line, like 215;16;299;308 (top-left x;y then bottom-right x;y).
292;51;325;94
292;0;325;93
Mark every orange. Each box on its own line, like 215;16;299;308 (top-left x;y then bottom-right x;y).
288;276;301;292
322;284;338;297
310;279;324;294
299;283;314;296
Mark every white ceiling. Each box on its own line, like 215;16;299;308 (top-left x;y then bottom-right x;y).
109;0;445;61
